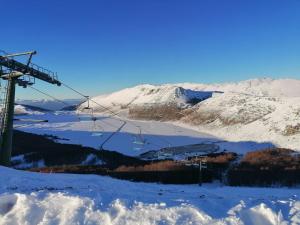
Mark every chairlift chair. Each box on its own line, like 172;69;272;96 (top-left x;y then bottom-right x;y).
91;119;103;137
133;136;145;145
81;98;94;120
132;126;146;151
90;116;104;137
132;126;146;144
83;96;91;110
78;97;103;137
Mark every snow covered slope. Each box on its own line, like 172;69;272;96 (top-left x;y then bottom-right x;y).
78;78;300;151
79;84;214;112
1;166;299;225
82;78;300;112
17;112;273;157
181;93;300;150
14;105;45;115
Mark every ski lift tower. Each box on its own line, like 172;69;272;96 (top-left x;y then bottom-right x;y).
0;50;61;166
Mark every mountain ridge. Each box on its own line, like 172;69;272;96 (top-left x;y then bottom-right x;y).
78;78;300;150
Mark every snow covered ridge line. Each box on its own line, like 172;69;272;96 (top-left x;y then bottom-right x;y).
78;78;300;112
13;105;45;115
85;78;300;105
1;104;48;115
0;166;299;225
181;93;300;150
78;85;220;111
16;99;82;111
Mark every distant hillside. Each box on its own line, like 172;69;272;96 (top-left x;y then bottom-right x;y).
78;78;300;150
60;104;78;111
18;104;52;112
182;92;300;150
16;99;82;111
13;104;46;115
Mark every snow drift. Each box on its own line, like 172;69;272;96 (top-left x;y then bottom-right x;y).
0;166;299;225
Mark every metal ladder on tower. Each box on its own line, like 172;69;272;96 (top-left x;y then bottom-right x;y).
0;65;9;136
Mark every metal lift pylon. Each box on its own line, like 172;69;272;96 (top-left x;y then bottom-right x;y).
0;50;61;166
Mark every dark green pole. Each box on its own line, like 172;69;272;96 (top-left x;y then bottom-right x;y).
0;76;16;166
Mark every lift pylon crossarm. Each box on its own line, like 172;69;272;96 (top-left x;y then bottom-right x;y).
0;55;61;86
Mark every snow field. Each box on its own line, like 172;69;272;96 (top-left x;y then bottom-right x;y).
15;112;273;156
0;167;299;225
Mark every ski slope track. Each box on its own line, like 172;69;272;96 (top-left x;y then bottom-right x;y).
0;166;300;225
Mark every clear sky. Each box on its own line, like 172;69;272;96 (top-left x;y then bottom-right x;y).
1;0;300;99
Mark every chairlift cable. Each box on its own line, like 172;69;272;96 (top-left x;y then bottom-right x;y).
29;86;72;107
59;81;173;147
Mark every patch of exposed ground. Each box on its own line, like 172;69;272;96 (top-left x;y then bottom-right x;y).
128;103;185;121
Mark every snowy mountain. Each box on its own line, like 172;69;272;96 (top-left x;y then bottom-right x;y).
182;92;300;150
81;78;300;112
4;104;50;115
16;99;82;111
78;84;215;112
78;78;300;150
14;105;45;115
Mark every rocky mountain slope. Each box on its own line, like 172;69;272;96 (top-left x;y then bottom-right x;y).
182;92;300;150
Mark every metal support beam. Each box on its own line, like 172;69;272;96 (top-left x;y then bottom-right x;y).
0;76;16;166
0;55;61;86
0;50;60;166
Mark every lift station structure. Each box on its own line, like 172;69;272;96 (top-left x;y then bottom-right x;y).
0;50;61;166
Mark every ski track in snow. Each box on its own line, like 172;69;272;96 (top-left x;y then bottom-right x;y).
0;166;299;225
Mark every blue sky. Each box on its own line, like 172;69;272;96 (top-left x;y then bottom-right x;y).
1;0;300;99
